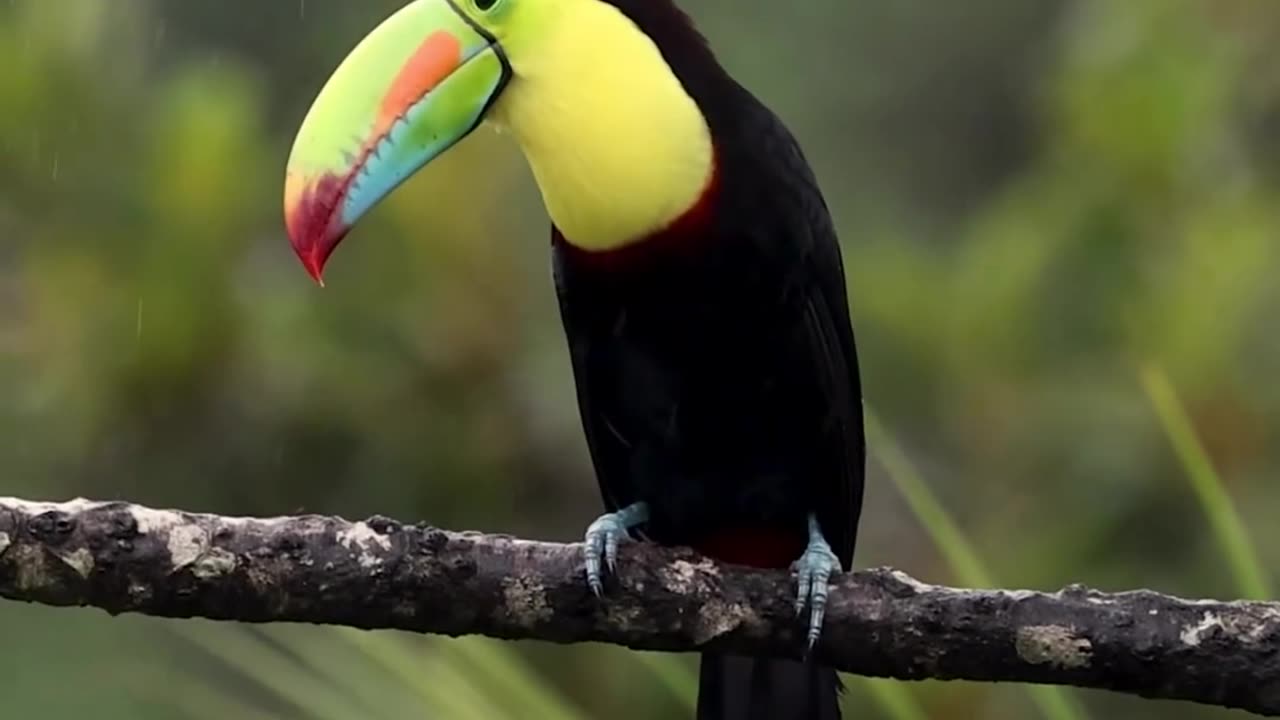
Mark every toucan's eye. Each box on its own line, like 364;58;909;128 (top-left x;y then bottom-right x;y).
474;0;498;11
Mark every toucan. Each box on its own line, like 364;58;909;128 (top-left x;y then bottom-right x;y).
283;1;865;717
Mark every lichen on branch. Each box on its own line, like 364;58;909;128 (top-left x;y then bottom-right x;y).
0;497;1277;716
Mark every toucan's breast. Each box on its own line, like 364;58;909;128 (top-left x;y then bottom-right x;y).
493;0;715;253
550;151;721;272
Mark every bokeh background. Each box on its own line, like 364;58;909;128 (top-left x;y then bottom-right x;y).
2;0;1277;718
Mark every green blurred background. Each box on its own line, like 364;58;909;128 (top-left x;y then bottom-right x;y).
2;0;1276;718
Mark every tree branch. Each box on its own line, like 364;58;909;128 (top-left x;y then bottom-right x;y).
0;497;1276;715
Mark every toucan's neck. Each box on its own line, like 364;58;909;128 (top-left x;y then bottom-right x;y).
490;1;714;252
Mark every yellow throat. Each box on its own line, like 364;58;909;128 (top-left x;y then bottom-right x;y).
489;0;714;252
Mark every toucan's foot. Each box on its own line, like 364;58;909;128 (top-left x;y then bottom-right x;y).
583;502;650;597
791;514;841;651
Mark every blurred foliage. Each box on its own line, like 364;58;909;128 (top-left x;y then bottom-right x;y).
1;0;1277;718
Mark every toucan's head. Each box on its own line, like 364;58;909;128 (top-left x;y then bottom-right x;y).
284;0;715;283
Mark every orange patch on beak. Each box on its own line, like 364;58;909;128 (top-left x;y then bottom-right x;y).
374;31;464;139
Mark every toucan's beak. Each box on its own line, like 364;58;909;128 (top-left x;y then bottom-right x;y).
284;0;510;284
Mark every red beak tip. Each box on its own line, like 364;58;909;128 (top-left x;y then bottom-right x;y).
300;252;328;287
285;177;349;288
287;225;339;288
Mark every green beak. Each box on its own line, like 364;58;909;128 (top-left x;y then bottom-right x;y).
283;0;510;283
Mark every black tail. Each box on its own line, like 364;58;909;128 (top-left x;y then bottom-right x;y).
696;653;842;720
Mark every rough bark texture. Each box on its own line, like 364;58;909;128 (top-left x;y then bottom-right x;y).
0;497;1277;715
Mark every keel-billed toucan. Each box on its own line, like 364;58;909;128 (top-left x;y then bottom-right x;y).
283;1;865;717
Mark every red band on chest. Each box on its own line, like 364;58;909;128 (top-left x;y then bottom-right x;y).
553;152;721;272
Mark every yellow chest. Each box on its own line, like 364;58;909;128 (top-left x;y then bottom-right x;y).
489;1;713;251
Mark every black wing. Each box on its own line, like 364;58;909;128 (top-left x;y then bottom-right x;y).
747;104;866;569
797;232;865;569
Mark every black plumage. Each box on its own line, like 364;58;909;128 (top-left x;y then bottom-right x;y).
551;2;866;718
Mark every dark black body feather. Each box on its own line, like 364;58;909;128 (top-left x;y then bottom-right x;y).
551;2;865;718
